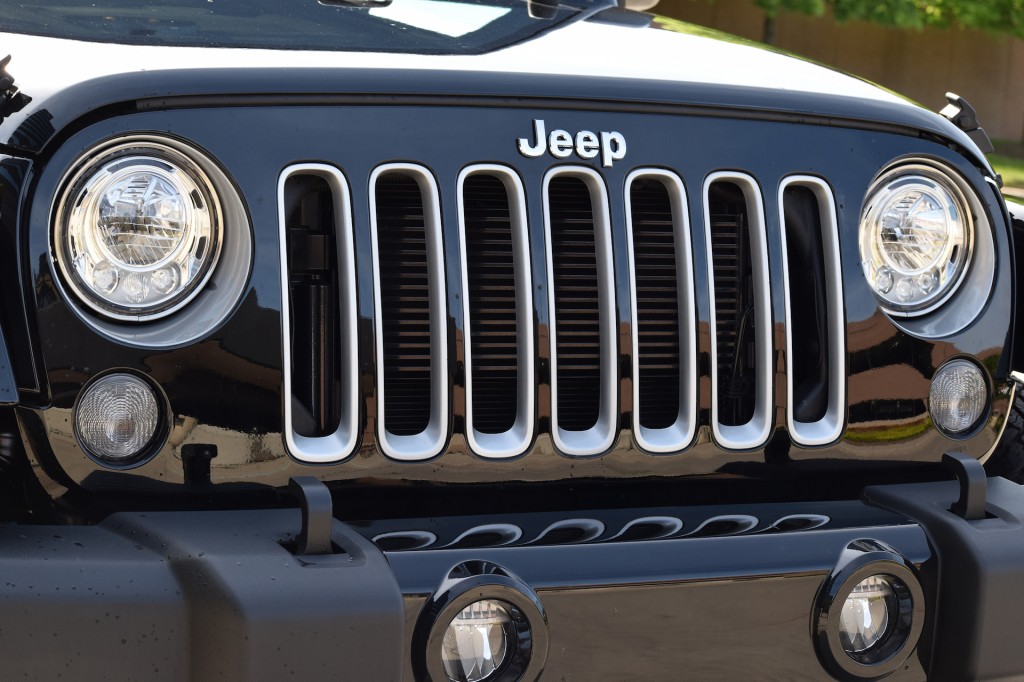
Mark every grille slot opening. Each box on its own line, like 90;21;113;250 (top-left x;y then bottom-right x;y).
631;179;680;430
278;164;358;463
626;170;697;453
549;175;603;432
376;172;433;436
779;177;845;447
284;174;340;438
464;174;518;434
371;165;448;460
458;167;535;459
783;186;829;423
708;181;757;427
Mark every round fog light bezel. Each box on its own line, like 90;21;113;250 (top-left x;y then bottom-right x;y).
414;561;548;682
73;371;169;469
813;541;925;681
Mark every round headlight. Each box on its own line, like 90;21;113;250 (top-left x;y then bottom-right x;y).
859;165;973;315
54;141;223;321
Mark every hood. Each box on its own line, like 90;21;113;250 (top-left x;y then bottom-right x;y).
0;12;987;165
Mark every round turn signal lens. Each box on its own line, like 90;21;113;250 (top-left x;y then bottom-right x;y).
74;373;163;466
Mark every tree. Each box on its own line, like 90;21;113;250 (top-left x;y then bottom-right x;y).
750;0;1024;44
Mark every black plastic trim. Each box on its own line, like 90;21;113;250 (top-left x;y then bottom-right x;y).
864;476;1024;681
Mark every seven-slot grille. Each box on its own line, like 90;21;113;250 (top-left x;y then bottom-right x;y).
280;163;844;462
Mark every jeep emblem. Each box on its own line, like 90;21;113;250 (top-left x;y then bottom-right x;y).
517;119;627;168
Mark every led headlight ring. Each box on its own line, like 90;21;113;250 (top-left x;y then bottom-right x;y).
53;139;224;321
858;163;974;316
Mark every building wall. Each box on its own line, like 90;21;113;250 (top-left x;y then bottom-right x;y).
656;0;1024;142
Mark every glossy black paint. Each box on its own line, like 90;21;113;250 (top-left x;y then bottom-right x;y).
4;73;1015;514
0;157;39;395
0;66;994;170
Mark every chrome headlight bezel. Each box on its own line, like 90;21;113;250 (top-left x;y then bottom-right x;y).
858;163;974;317
52;139;225;322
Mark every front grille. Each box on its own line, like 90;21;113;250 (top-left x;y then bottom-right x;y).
280;159;844;463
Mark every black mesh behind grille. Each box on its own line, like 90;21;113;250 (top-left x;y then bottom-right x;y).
376;173;432;436
463;175;518;435
630;179;680;430
549;176;601;432
709;182;756;427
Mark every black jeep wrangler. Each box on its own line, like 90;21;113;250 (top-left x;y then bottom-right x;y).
0;0;1023;680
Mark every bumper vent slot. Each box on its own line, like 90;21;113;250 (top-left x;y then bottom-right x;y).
609;516;684;542
626;170;696;453
530;518;605;545
370;165;448;460
779;177;846;446
458;166;534;458
543;168;618;456
278;165;358;463
444;524;522;549
704;174;772;450
372;530;437;552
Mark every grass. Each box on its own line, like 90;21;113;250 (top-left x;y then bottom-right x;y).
990;154;1024;190
992;140;1024;190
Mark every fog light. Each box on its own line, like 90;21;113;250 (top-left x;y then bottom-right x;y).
441;600;513;682
414;561;548;682
813;540;925;680
930;359;987;436
839;575;896;653
75;373;163;466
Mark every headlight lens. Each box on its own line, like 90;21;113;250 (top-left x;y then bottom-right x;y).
859;166;973;315
54;142;222;320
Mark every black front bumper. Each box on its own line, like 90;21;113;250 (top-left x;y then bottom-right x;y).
0;476;1021;681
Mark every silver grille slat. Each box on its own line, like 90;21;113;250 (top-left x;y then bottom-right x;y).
703;172;773;450
543;166;618;457
458;165;535;459
278;164;359;463
370;163;449;461
625;169;697;453
779;176;846;446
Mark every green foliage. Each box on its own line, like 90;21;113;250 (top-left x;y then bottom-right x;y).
751;0;1024;38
